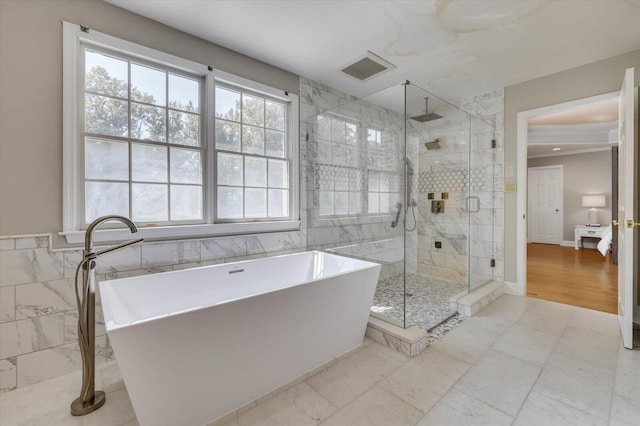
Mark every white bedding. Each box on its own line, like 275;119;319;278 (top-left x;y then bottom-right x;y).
597;224;613;256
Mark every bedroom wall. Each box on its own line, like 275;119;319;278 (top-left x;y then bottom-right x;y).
528;150;613;243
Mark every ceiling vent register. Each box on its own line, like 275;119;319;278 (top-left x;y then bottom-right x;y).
340;51;396;81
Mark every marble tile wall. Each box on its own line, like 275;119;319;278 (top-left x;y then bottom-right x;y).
300;78;417;275
0;231;304;392
414;89;504;285
301;79;504;288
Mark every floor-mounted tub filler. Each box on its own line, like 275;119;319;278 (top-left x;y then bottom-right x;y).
100;251;381;426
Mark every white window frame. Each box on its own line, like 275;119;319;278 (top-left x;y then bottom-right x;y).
61;22;299;244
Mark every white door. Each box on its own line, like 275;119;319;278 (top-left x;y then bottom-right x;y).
617;68;637;349
528;166;563;244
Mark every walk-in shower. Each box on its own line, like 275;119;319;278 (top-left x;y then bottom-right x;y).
304;79;498;331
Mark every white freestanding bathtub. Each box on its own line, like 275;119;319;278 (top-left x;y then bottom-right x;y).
100;250;380;426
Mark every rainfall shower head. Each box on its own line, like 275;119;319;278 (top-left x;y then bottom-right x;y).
424;138;441;150
410;97;443;122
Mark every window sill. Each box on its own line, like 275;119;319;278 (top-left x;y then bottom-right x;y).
60;221;302;245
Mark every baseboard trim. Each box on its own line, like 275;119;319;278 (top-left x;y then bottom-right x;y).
560;240;574;247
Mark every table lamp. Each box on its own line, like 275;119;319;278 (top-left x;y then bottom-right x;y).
581;195;606;226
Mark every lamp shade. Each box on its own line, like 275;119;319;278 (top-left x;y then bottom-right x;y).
582;195;606;208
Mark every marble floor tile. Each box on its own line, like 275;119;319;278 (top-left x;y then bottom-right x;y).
567;307;620;338
454;349;540;416
320;386;423;426
533;351;615;421
609;394;640;426
305;343;404;409
516;301;573;337
28;387;136;426
489;294;539;313
416;388;513;426
0;368;81;424
233;382;336;426
614;344;640;403
492;323;559;366
514;391;607;426
428;320;500;364
379;347;470;413
554;325;620;369
365;338;411;364
462;302;525;334
1;295;630;426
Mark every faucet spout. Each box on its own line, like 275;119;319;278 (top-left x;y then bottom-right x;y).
84;215;139;253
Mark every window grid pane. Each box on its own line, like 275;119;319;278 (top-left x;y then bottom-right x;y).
83;46;204;225
215;84;290;221
316;113;362;218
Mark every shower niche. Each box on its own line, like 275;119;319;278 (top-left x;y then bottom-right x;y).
303;78;498;331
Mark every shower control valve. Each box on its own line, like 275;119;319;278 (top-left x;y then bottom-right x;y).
431;200;445;215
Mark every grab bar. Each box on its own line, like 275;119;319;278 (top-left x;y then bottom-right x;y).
391;202;402;228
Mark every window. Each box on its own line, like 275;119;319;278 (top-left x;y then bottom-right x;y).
62;23;299;243
315;113;402;218
82;48;204;225
214;86;290;220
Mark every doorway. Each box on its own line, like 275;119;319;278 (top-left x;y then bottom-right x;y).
517;92;619;313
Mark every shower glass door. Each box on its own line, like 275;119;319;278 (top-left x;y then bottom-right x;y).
405;83;471;330
468;116;498;290
302;77;496;330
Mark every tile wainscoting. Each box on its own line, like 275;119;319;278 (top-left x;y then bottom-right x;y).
0;231;305;392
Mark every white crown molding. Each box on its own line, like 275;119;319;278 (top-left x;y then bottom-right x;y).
528;121;617;145
527;146;612;159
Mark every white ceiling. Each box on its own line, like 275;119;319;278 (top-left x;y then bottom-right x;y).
105;0;640;103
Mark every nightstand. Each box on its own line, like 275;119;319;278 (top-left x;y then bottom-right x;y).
574;225;605;250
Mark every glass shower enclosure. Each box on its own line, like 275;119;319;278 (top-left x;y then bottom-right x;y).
303;80;497;330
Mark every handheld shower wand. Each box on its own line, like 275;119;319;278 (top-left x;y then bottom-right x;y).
404;158;417;232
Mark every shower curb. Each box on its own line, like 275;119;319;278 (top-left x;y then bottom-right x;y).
452;281;505;317
365;316;429;357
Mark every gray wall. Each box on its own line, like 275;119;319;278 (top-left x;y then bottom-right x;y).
503;50;640;283
0;0;299;245
528;150;612;242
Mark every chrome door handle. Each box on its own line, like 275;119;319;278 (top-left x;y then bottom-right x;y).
467;196;480;213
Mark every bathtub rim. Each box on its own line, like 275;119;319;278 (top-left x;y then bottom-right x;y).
100;250;381;333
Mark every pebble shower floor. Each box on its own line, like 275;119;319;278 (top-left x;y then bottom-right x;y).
371;274;467;330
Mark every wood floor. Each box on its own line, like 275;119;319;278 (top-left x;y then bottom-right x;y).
527;243;618;314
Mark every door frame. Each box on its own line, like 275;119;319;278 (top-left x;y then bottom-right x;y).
527;165;564;245
514;91;619;296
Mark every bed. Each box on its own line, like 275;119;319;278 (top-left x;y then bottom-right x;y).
597;224;613;257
